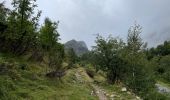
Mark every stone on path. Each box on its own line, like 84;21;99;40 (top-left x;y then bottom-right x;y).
121;87;127;92
127;91;131;95
110;94;115;98
136;96;141;100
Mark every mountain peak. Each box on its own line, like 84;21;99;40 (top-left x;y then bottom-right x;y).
65;40;88;56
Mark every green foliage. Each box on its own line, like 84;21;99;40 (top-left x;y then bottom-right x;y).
1;1;170;99
157;55;170;81
123;23;155;97
39;17;60;51
93;34;125;83
0;1;10;23
1;0;41;54
143;89;170;100
127;23;144;52
39;17;64;72
90;23;157;99
148;42;170;82
155;41;170;56
0;2;9;48
48;43;65;71
65;48;78;68
80;51;97;69
146;41;170;59
0;0;64;75
0;54;98;100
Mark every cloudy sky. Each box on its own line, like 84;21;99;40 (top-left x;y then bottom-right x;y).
4;0;170;49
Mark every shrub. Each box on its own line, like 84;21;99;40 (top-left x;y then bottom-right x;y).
143;90;169;100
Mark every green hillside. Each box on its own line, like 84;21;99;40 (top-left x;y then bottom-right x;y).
0;53;140;100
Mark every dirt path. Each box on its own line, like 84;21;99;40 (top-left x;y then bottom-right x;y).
74;67;141;100
75;68;108;100
91;84;108;100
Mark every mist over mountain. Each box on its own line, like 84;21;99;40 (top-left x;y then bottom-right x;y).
64;39;89;56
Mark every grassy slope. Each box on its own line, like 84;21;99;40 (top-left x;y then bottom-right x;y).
0;53;97;100
0;53;137;100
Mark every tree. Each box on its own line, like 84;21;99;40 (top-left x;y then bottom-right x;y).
0;1;10;24
65;48;77;68
159;55;170;81
146;41;170;59
39;17;60;51
127;23;144;53
93;34;125;83
39;17;64;72
2;0;41;54
124;23;155;96
0;2;10;50
48;44;64;71
147;40;170;82
155;41;170;56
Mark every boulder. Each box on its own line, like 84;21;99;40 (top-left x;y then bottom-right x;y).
121;87;127;92
127;91;131;95
136;96;141;100
96;91;99;94
110;94;115;98
91;90;94;95
106;93;110;97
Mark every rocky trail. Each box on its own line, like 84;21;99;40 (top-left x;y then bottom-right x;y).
75;68;108;100
91;84;108;100
156;83;170;93
74;67;141;100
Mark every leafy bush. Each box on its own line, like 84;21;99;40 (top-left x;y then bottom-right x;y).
155;55;170;82
143;90;169;100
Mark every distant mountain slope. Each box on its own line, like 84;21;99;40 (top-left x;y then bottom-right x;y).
64;39;88;56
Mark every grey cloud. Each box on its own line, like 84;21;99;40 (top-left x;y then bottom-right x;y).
5;0;170;49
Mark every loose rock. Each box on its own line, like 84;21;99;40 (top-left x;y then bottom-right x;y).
106;93;110;97
96;91;100;94
121;87;127;92
136;96;141;100
127;91;131;95
110;94;115;98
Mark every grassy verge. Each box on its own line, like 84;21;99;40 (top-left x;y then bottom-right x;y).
0;54;97;100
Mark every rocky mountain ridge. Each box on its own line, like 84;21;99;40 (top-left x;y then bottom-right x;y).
64;39;89;56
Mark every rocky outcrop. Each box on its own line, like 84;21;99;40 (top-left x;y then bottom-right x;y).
65;39;88;56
